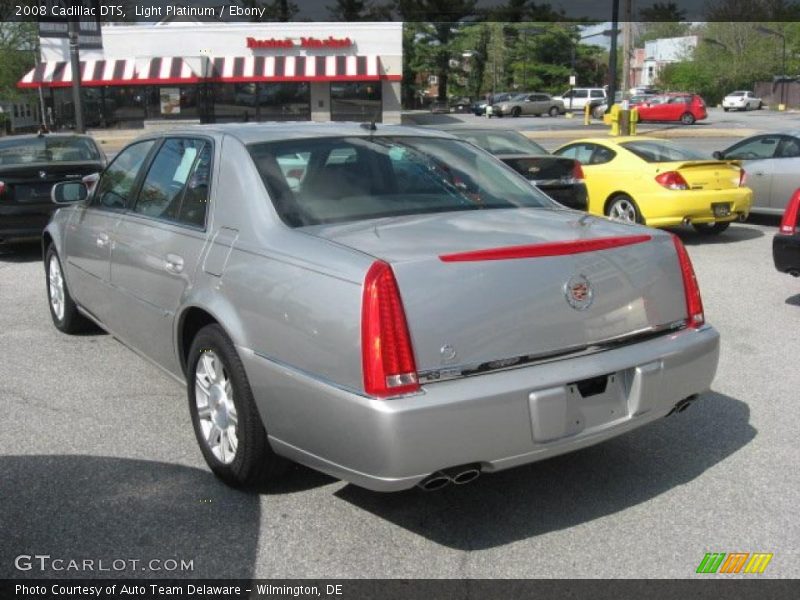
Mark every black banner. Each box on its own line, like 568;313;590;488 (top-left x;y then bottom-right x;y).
2;579;799;600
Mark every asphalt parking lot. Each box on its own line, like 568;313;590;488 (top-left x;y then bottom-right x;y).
1;138;799;579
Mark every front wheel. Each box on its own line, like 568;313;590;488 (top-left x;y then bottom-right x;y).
188;324;288;488
511;107;521;117
692;221;731;235
680;112;696;125
549;106;559;117
605;194;642;224
45;245;91;334
723;107;729;112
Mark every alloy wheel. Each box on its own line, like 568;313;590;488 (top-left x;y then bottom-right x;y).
608;198;638;223
48;256;65;321
195;350;238;464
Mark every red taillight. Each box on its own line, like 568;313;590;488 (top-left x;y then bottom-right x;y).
0;181;5;197
655;171;689;190
672;235;704;329
739;168;747;187
779;189;800;234
361;261;420;398
572;161;584;181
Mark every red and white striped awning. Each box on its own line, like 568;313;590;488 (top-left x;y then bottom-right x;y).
208;55;387;82
18;57;202;88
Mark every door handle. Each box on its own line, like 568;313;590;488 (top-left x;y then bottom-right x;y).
96;233;109;248
165;254;184;274
754;172;765;176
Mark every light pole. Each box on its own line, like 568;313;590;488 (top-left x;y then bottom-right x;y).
756;25;787;109
67;18;84;133
573;28;619;113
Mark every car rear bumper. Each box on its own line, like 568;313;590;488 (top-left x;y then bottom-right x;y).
773;233;800;275
0;203;53;241
539;182;589;211
242;324;719;492
637;188;752;228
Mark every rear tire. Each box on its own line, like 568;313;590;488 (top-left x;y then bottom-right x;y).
45;245;91;334
692;221;731;235
605;194;643;224
188;324;289;488
680;112;696;125
723;107;729;112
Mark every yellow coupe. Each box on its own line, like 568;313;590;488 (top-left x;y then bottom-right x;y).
553;137;752;234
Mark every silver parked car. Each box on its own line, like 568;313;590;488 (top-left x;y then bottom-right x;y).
714;132;800;214
44;123;719;492
491;93;565;118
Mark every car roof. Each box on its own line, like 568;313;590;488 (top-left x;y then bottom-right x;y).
560;136;661;145
128;122;456;145
0;133;95;141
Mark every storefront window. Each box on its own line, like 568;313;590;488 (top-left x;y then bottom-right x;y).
330;83;382;123
210;82;310;123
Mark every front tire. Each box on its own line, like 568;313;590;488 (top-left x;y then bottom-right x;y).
605;194;643;224
549;106;559;117
45;245;91;334
188;324;288;488
692;221;731;235
723;107;729;112
511;107;521;117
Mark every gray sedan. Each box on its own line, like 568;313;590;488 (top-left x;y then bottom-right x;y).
714;132;800;215
43;123;719;492
492;93;565;117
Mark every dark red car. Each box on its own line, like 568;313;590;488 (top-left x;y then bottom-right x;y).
635;93;707;125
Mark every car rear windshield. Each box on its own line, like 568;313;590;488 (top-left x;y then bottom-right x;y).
620;140;706;163
0;136;101;166
248;135;555;227
453;131;547;156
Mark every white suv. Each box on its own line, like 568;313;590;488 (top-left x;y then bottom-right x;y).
554;88;606;110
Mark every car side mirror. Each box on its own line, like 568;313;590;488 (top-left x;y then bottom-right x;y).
712;150;724;160
52;181;88;205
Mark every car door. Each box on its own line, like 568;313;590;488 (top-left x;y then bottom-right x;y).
722;134;782;210
554;142;618;213
64;139;156;323
109;137;213;374
769;136;800;210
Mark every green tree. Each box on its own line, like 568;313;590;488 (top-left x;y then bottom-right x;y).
328;0;392;19
396;0;478;101
0;22;37;102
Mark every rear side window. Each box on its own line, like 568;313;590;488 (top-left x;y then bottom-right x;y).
93;140;155;210
555;143;596;164
621;140;704;163
723;136;780;160
133;138;210;227
590;90;605;98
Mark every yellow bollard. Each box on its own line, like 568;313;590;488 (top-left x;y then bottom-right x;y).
584;103;591;125
630;107;639;135
607;104;621;136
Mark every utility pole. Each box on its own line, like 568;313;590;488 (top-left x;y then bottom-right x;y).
607;0;620;113
67;18;84;133
621;0;633;97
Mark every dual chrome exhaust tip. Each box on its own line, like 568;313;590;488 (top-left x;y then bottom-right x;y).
668;394;699;416
417;464;482;491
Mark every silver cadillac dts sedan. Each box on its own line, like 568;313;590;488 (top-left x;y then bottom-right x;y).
43;123;719;492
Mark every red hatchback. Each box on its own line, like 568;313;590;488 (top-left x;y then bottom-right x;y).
636;93;707;125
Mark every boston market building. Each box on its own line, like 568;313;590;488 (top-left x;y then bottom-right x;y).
19;21;402;128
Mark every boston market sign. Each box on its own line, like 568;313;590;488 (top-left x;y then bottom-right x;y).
246;36;354;49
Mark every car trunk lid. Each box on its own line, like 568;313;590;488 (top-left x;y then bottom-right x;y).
0;162;103;204
661;161;742;190
304;209;688;374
